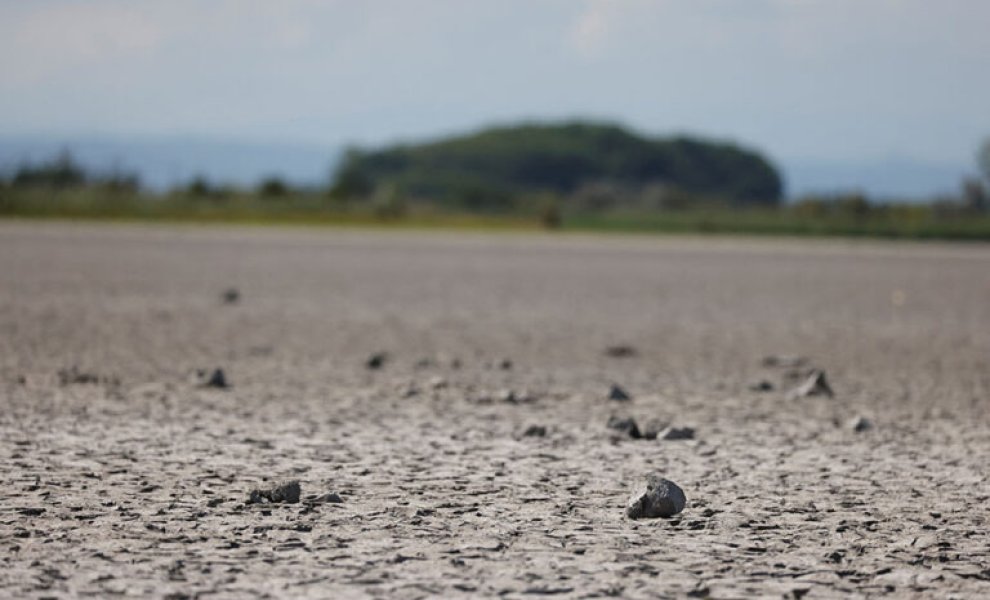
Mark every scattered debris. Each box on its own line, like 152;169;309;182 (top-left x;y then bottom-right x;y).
604;345;638;358
607;384;631;401
221;288;240;305
748;380;774;392
657;426;695;441
57;366;118;387
310;492;343;504
848;416;874;433
788;369;834;399
761;355;808;368
497;389;536;404
193;368;229;389
626;473;687;519
607;416;642;439
522;425;547;437
428;376;449;390
641;419;670;441
249;480;301;504
366;352;388;370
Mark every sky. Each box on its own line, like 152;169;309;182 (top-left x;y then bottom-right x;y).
1;0;989;172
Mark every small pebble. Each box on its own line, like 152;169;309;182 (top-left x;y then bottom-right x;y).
366;352;388;370
788;369;833;399
849;416;873;432
604;345;638;358
626;473;687;519
658;426;695;441
221;288;240;304
311;492;343;504
194;368;228;389
607;384;631;401
748;380;774;392
607;416;642;439
522;425;547;437
249;480;301;504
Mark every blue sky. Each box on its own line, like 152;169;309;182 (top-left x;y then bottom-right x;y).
1;0;988;170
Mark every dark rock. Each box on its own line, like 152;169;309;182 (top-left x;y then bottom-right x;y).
498;389;536;404
641;419;671;440
58;366;117;386
366;352;388;370
748;380;774;392
604;345;638;358
658;426;695;441
849;416;873;432
788;369;834;399
194;368;228;389
607;384;631;401
607;416;642;439
311;492;343;504
248;480;301;504
626;473;687;519
498;358;513;370
522;425;547;437
221;288;240;305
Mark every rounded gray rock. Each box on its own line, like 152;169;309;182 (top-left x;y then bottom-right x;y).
626;474;687;519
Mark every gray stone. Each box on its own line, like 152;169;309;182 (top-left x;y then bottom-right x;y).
366;352;388;370
658;426;695;441
522;425;547;437
748;379;774;392
312;492;343;504
194;368;228;389
249;480;301;504
849;416;873;432
607;416;642;439
626;474;687;519
641;419;670;441
788;369;834;399
221;288;240;304
607;384;631;401
604;345;638;358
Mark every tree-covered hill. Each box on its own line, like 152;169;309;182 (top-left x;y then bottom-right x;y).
330;121;783;209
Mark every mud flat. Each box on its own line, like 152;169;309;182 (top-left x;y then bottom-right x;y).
1;222;989;598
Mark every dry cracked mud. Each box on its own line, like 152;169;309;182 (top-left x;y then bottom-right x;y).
1;222;989;598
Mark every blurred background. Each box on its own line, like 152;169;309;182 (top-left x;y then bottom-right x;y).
1;0;989;238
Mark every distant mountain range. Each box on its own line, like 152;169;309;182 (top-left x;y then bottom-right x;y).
782;157;969;201
0;135;971;201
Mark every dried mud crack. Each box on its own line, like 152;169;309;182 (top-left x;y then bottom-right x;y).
1;222;989;599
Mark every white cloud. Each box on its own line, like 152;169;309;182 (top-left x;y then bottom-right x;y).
569;1;610;56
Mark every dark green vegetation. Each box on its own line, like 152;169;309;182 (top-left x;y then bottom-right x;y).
330;122;783;210
2;124;990;240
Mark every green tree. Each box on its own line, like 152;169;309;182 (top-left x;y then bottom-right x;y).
328;149;373;201
12;150;87;189
258;176;290;198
